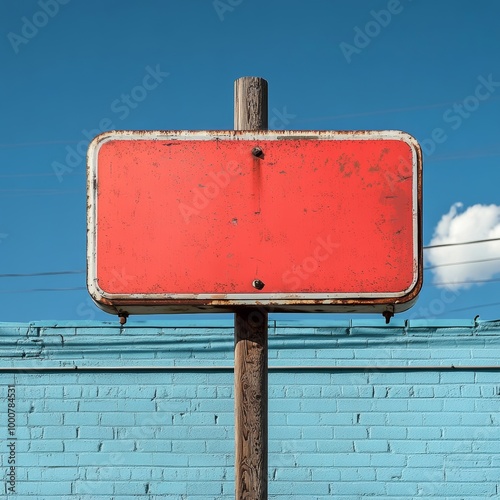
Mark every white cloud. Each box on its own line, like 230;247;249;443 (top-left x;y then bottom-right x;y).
426;203;500;290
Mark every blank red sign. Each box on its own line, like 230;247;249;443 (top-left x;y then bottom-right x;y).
87;130;422;314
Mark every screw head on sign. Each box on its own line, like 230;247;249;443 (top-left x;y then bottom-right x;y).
252;279;265;290
251;147;264;159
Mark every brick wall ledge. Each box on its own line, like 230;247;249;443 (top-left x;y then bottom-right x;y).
0;364;500;372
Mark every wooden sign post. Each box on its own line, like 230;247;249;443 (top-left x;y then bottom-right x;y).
234;77;269;500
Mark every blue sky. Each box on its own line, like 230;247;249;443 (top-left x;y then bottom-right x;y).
1;0;500;324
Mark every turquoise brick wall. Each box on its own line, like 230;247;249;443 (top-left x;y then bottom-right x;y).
1;319;500;499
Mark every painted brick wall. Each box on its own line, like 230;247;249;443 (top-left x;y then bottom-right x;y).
1;319;499;499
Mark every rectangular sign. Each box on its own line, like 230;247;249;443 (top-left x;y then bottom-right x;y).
87;130;422;314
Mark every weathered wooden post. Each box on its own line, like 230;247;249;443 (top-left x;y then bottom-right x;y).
234;76;269;500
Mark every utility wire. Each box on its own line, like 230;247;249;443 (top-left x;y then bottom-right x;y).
424;257;500;270
0;140;79;148
0;270;85;278
0;172;83;178
430;150;500;163
1;239;500;280
0;287;86;294
3;277;500;293
295;95;500;125
3;145;499;179
432;277;500;287
2;147;499;179
424;237;500;249
0;189;82;196
6;259;499;279
446;302;500;314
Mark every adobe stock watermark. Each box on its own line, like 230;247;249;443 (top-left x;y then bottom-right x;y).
339;0;413;64
281;235;340;290
7;0;71;55
76;298;97;320
270;106;296;130
419;74;500;157
407;286;461;323
179;161;242;223
382;74;499;192
179;105;295;223
213;0;243;21
52;64;169;183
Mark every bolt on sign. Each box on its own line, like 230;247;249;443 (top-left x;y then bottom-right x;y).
87;130;422;315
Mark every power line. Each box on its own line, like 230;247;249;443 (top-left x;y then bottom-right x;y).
3;148;500;180
5;259;497;279
7;279;496;292
0;172;79;178
430;150;500;163
446;302;500;314
424;237;500;249
0;270;85;278
0;189;82;196
432;277;500;287
0;286;86;294
1;239;500;281
425;257;500;270
2;277;500;293
0;140;79;148
295;95;500;125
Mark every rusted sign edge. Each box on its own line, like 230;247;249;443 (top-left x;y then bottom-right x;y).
88;128;418;143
